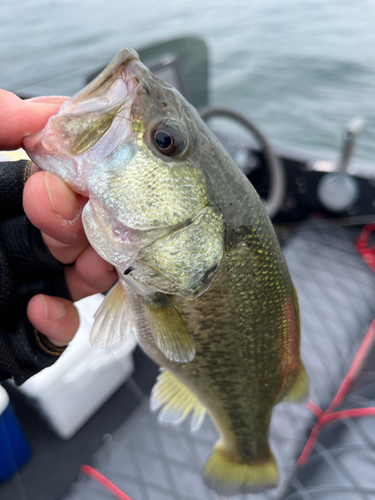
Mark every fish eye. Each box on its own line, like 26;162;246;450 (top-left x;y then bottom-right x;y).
152;123;185;157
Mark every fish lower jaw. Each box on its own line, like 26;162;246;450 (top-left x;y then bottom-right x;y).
82;202;138;270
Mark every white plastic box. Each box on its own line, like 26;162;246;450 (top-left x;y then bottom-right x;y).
18;294;137;439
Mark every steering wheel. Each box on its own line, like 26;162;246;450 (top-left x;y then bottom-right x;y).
199;107;285;219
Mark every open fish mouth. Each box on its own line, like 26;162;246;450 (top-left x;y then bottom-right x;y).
23;49;147;194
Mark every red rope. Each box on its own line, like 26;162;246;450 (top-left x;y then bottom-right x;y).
298;319;375;467
80;465;134;500
321;407;375;425
327;317;375;413
356;222;375;272
305;399;324;418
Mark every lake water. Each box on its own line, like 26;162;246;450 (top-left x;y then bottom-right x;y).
2;0;375;162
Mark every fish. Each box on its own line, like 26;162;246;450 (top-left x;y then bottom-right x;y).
23;48;309;496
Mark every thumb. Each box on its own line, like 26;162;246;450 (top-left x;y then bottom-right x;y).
0;90;69;151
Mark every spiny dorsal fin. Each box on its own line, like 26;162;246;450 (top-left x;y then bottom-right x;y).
90;281;135;348
143;293;195;362
150;369;207;432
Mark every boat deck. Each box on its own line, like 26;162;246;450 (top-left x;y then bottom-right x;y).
3;223;375;500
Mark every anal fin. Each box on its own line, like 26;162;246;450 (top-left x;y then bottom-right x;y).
90;280;135;348
143;293;195;362
150;369;207;432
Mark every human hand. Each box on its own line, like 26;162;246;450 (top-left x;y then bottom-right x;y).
0;90;118;349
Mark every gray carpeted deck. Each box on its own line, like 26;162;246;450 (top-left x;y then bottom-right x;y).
62;224;375;500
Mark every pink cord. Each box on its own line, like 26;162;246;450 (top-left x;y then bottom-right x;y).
298;319;375;467
81;465;134;500
356;222;375;272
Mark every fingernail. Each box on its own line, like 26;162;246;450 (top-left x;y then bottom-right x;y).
44;171;80;221
26;96;70;104
107;263;115;272
40;295;66;320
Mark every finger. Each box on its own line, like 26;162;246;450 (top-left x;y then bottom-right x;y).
24;171;87;246
42;234;89;264
27;295;79;347
0;90;68;150
74;245;118;291
65;258;118;302
30;162;40;175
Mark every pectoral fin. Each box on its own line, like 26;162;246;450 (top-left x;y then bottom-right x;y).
90;281;135;348
150;369;207;432
143;293;195;362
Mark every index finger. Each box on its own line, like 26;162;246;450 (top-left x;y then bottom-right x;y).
0;90;69;150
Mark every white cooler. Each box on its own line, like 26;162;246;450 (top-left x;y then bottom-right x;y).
17;294;137;439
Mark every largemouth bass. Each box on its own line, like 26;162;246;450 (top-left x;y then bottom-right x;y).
23;49;309;496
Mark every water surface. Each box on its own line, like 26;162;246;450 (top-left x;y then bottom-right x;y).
2;0;375;161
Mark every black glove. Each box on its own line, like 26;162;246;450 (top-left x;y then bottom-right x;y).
0;160;72;385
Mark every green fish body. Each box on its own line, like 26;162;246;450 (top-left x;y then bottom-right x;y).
129;194;306;495
23;49;308;496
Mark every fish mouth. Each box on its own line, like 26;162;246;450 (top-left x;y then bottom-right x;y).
23;49;147;189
